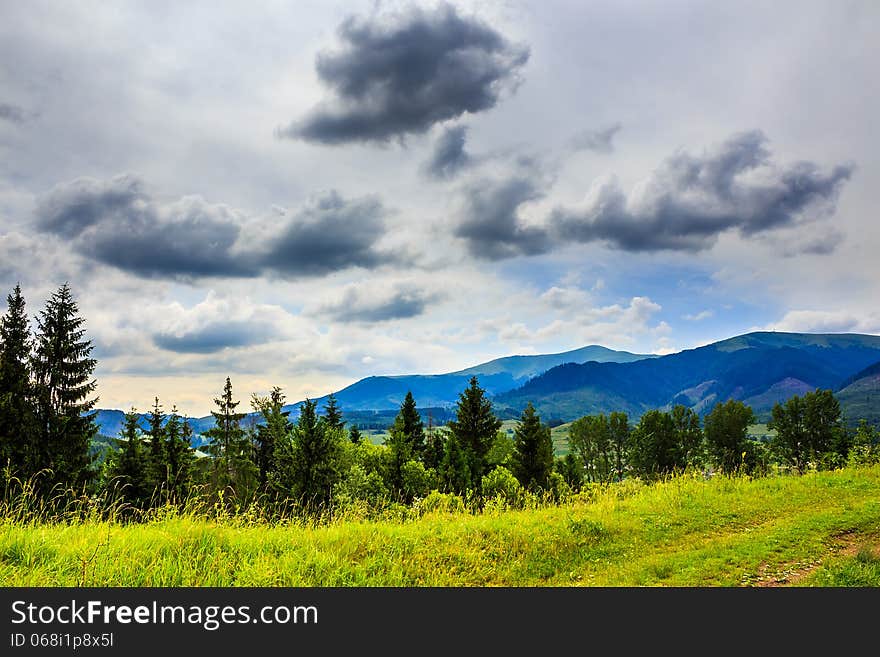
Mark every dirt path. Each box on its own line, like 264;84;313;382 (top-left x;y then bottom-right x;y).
747;529;880;587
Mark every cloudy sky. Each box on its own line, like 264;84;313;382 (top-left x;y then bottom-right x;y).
1;0;877;415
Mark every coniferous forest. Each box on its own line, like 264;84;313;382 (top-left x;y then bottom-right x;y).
3;283;879;525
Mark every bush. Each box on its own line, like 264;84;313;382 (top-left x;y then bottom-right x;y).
481;466;524;508
401;461;435;501
417;489;466;514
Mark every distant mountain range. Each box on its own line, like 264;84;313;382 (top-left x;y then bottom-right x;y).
92;331;880;443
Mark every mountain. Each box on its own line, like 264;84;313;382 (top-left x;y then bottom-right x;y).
837;360;880;426
494;332;880;424
91;344;652;441
290;344;654;413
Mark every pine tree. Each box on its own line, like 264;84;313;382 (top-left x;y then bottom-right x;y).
422;412;445;471
439;431;469;495
251;387;292;488
393;391;425;458
204;377;255;495
145;396;167;497
107;408;148;510
273;398;342;514
511;403;554;491
32;283;98;489
0;284;36;477
164;406;194;502
447;377;501;492
321;393;345;431
349;424;363;444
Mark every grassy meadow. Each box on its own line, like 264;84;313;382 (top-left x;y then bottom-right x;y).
2;464;880;586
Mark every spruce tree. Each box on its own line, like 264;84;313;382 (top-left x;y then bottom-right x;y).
511;402;554;491
32;283;98;489
321;393;345;431
0;284;36;477
164;406;194;502
204;377;254;495
108;408;148;510
447;376;501;492
146;396;167;497
349;424;362;444
251;387;292;488
393;391;426;458
273;398;342;514
439;431;469;495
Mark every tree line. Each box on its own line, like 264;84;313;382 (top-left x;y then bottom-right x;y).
2;283;879;521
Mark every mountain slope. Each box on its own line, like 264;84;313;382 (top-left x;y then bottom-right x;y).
494;332;880;422
837;360;880;425
295;344;653;412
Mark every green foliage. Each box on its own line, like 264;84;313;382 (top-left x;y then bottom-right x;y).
164;408;195;502
569;414;613;483
481;465;524;507
704;399;756;474
0;284;36;478
510;403;554;491
847;420;879;466
417;489;465;514
486;431;514;469
250;387;292;488
31;283;98;490
106;408;149;511
608;411;630;481
555;453;583;491
273;398;344;514
770;389;847;472
447;376;502;492
439;431;470;495
321;393;345;431
203;378;256;498
629;408;690;480
400;460;434;501
349;425;363;444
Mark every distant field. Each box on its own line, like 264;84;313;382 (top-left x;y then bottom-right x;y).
3;465;879;586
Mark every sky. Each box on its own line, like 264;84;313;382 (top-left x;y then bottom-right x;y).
1;0;878;416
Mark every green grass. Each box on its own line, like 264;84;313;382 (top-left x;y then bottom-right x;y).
3;465;880;586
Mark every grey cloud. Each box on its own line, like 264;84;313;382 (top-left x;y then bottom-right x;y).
0;102;28;124
35;175;255;279
455;176;550;260
552;131;853;252
424;125;471;179
280;3;529;144
34;176;398;280
571;123;621;154
261;191;396;276
153;319;277;354
318;286;444;323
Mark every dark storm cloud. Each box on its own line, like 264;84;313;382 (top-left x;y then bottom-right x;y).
0;102;28;124
571;123;621;154
261;191;397;276
455;176;550;260
318;286;444;323
423;125;471;179
280;3;529;144
551;131;854;252
153;319;277;354
34;176;398;279
35;175;255;278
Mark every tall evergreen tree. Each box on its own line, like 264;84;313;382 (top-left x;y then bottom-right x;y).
204;377;255;496
0;284;36;477
251;387;292;488
348;424;363;444
32;283;98;489
164;406;194;502
273;398;342;513
510;403;554;491
422;413;445;471
392;391;426;458
107;408;148;510
145;396;167;496
447;377;501;492
321;393;345;431
439;431;470;496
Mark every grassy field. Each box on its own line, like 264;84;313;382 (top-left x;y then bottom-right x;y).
2;465;879;586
